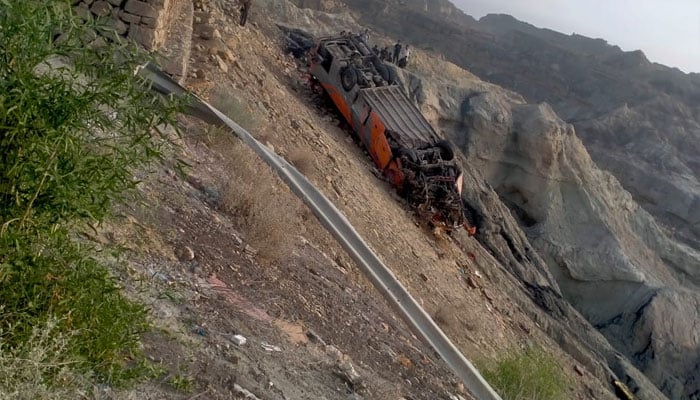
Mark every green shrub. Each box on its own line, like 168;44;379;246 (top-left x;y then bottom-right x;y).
0;0;178;387
480;346;569;400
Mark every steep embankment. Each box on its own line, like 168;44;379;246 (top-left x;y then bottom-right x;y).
272;3;677;399
104;0;626;398
179;1;627;398
282;1;700;398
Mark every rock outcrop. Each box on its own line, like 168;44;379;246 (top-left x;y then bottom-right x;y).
72;0;193;80
398;59;700;398
463;96;700;399
390;61;673;399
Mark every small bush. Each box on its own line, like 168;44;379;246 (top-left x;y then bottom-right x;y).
480;346;569;400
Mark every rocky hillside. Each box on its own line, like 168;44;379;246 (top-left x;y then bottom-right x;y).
64;0;697;398
82;0;625;398
282;0;700;399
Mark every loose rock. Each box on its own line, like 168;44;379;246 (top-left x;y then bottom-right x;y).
198;23;216;40
175;245;195;261
215;55;228;72
233;384;261;400
334;360;362;386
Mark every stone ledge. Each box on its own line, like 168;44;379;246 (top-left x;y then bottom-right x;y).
72;0;173;56
124;0;158;18
119;10;142;24
128;25;156;49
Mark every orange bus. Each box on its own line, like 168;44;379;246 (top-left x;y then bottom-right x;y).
309;34;474;233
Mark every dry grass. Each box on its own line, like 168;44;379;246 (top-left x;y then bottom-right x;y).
196;88;319;264
0;320;89;400
211;134;304;264
288;148;315;175
209;88;258;133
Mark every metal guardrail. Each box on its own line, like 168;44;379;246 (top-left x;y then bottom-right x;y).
136;62;503;400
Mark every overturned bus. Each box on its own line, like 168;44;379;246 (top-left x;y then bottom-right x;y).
309;34;475;233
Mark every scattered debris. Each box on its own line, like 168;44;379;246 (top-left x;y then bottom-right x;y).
153;271;170;282
191;325;207;336
244;244;258;256
261;342;282;352
518;322;531;334
279;25;314;58
231;334;247;346
398;354;413;368
465;275;479;289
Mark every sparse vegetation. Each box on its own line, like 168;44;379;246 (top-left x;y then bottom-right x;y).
211;133;303;264
210;88;258;132
480;346;569;400
0;0;178;392
201;87;317;264
168;373;195;393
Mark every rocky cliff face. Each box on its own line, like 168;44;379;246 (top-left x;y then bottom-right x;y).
282;1;700;398
395;54;699;398
456;90;700;400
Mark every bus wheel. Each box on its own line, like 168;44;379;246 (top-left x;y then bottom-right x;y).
340;66;357;91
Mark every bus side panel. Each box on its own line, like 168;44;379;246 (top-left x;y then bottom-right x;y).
322;83;353;128
367;112;392;170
